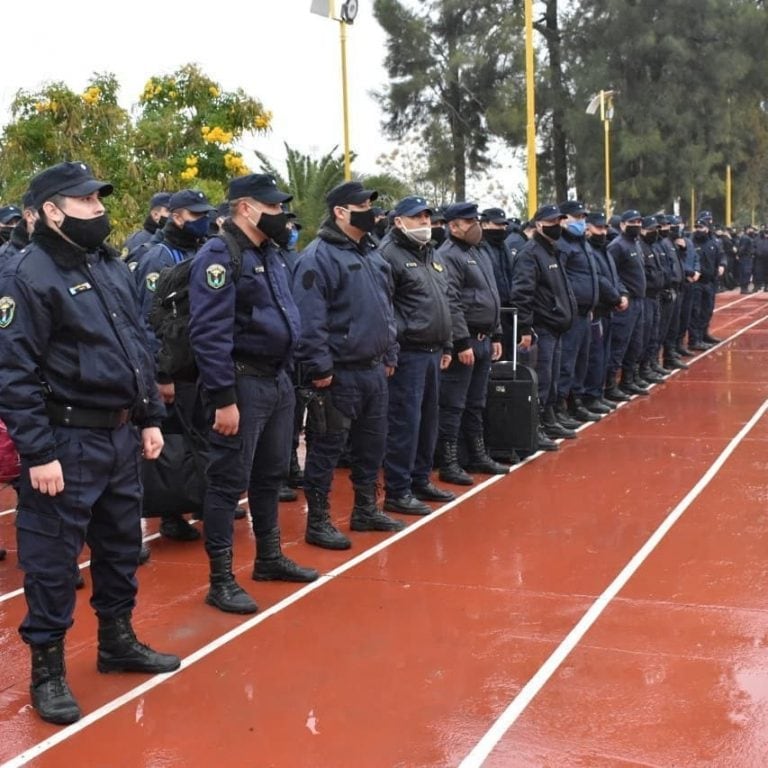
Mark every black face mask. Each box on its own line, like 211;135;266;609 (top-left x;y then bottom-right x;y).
540;224;562;241
59;213;112;251
257;211;288;241
273;225;291;249
349;209;377;234
374;220;388;238
669;226;681;237
588;233;606;248
431;227;446;247
693;230;708;242
483;230;507;247
0;226;12;243
642;231;658;244
624;224;641;239
157;215;168;230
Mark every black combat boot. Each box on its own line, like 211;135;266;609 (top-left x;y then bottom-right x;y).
205;550;259;614
581;396;611;415
542;406;577;439
253;528;319;582
138;544;151;565
650;360;672;376
97;614;180;674
30;640;81;725
159;514;201;541
278;483;298;502
350;486;406;532
570;396;602;422
287;451;304;489
604;382;630;402
555;398;582;430
437;440;474;486
639;363;665;384
305;489;351;550
619;371;649;397
463;434;510;474
535;426;559;451
412;481;456;502
0;547;6;561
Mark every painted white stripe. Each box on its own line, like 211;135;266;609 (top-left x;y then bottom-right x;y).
458;397;768;768
2;308;768;765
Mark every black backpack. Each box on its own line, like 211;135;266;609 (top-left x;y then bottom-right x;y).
149;230;242;382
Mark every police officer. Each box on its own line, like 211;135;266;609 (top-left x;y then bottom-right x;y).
437;201;508;482
737;225;756;294
189;173;318;614
480;207;517;354
0;161;180;725
688;214;726;349
123;191;171;257
0;194;37;258
509;204;577;449
0;204;22;244
134;189;215;542
292;181;404;550
555;200;602;424
583;211;627;413
636;216;667;384
656;215;689;371
379;195;456;517
606;210;648;398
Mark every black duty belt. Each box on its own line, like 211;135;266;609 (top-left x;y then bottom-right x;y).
46;402;131;429
335;358;382;371
234;357;282;378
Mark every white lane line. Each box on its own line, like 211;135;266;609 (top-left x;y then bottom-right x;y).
3;308;768;764
1;457;546;768
458;397;768;768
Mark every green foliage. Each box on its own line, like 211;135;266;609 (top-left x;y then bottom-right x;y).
373;0;524;201
0;64;271;242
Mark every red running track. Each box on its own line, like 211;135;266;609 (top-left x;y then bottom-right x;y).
1;290;768;767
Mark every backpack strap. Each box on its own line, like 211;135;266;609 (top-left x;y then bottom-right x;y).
216;230;242;281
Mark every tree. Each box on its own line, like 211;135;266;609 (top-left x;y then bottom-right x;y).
0;64;272;242
373;0;523;201
561;0;768;219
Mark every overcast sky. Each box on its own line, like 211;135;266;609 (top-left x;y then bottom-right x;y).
0;0;525;209
0;1;392;173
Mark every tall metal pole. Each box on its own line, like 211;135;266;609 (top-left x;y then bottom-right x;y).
725;164;732;226
339;18;352;181
690;187;695;228
600;91;611;217
524;0;537;217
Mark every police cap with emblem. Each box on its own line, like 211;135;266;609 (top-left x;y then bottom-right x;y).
149;192;172;210
444;201;479;221
28;161;113;209
480;207;508;224
168;189;215;213
394;195;432;217
0;205;22;224
228;173;293;204
326;181;378;208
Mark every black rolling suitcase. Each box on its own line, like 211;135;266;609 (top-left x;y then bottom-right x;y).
484;309;539;456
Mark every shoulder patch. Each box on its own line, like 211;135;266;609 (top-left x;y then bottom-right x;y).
432;261;444;272
128;261;138;272
0;296;16;328
206;263;227;290
146;272;160;292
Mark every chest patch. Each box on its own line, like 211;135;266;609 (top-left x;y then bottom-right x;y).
68;282;93;296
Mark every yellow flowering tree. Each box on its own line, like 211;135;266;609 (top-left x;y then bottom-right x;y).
0;64;272;242
133;63;272;207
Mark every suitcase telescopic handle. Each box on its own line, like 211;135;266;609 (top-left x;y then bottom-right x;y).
500;306;519;372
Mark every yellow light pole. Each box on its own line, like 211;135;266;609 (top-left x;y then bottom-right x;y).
524;0;537;217
725;164;732;226
339;17;352;180
586;90;614;217
310;0;357;180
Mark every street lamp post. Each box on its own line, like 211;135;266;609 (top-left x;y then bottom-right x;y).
586;90;614;216
310;0;358;180
524;0;537;217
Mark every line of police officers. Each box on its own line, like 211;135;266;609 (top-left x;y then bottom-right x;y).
0;160;740;727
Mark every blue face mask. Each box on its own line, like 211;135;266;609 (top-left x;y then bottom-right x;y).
183;216;210;239
566;219;586;236
287;228;300;248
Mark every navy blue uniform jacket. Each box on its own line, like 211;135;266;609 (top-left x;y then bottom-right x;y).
0;226;164;465
291;220;398;379
189;222;300;409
